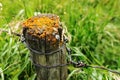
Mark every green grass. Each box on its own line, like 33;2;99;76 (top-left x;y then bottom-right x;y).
0;0;120;80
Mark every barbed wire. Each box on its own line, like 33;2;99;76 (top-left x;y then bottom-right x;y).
0;28;120;75
0;28;21;37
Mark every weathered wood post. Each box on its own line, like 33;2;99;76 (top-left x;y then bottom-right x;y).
22;14;68;80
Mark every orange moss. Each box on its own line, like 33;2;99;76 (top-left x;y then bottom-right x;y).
22;15;61;44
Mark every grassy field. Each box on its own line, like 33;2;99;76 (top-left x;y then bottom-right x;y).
0;0;120;80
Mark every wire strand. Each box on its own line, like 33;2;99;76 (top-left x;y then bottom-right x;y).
0;28;21;37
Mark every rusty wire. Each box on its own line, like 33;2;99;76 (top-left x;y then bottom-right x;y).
1;28;120;75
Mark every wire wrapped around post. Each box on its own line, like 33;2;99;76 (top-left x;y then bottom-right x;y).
22;14;68;80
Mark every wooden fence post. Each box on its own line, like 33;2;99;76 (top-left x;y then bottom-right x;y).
22;14;68;80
